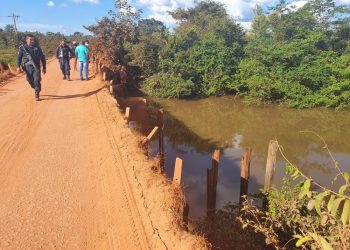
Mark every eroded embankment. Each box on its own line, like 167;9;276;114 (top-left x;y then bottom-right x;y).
96;80;209;249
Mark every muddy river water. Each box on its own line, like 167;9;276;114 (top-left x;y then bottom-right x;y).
129;96;350;218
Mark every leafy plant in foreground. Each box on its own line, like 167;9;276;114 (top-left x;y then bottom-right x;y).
238;136;350;249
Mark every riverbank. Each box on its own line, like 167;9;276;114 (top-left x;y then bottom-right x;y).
120;94;350;249
99;78;209;249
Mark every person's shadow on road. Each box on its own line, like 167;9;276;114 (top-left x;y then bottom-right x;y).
40;87;104;100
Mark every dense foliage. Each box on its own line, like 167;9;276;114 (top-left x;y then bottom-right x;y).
0;25;90;66
87;0;350;108
233;1;350;108
150;2;246;97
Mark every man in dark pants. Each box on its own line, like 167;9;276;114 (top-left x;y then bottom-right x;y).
71;41;78;70
56;40;73;80
16;34;46;101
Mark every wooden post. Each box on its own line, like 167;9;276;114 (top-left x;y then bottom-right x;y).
109;80;113;93
212;149;220;198
207;149;220;216
125;107;130;124
183;203;190;227
158;109;165;173
103;72;107;81
147;127;159;141
264;140;278;191
141;127;159;146
7;64;13;73
173;157;183;185
0;63;4;72
239;148;252;205
207;168;214;215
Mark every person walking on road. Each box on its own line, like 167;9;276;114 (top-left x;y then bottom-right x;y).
75;41;89;81
71;41;78;70
16;34;46;101
56;40;74;81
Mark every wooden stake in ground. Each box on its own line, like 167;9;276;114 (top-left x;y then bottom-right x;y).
147;127;159;142
207;149;220;216
264;140;278;191
141;126;159;146
7;64;13;73
0;63;5;73
125;107;130;125
173;157;183;185
239;148;252;204
183;203;190;227
109;80;114;94
158;109;165;172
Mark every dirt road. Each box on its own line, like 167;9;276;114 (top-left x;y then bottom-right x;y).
0;62;160;249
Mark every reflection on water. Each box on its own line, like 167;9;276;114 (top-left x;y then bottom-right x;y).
137;96;350;218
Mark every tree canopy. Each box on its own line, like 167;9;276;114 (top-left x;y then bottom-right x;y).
72;0;350;108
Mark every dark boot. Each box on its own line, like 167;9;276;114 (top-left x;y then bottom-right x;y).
63;75;66;80
67;75;71;81
35;91;40;101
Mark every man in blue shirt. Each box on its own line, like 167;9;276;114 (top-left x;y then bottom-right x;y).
75;41;89;81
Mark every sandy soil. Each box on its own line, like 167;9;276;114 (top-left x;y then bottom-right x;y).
0;61;207;249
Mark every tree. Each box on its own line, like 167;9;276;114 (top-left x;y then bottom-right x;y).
144;0;246;97
126;19;168;76
85;0;141;66
233;0;350;108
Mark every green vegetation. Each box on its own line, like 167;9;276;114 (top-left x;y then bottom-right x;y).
239;140;350;249
0;24;90;66
150;2;245;97
233;1;350;108
87;0;350;108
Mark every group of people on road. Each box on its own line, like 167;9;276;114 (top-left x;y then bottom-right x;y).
16;34;128;101
17;35;92;101
55;39;90;82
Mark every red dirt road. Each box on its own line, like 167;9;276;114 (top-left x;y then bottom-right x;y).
0;62;151;249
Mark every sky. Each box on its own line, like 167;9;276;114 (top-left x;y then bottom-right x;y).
0;0;349;35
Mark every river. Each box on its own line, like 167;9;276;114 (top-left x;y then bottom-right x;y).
128;96;350;218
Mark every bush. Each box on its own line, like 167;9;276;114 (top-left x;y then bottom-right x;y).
239;140;350;249
143;72;196;98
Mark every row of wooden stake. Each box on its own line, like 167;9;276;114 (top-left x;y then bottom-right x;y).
206;140;278;215
124;105;280;216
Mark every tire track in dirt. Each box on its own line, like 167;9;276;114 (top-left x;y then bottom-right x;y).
0;62;151;249
0;64;62;183
93;92;151;250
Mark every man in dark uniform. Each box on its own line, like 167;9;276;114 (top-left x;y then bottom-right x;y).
55;40;73;80
16;34;46;101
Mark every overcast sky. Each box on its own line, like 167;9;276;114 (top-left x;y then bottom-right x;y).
0;0;349;34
